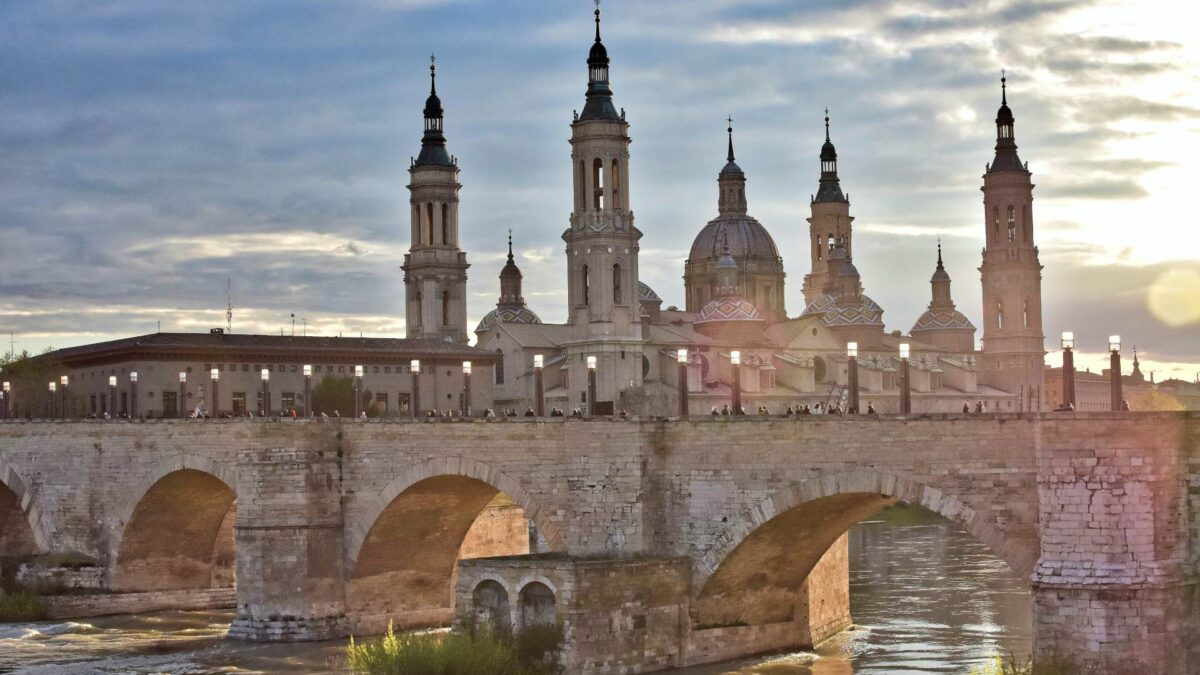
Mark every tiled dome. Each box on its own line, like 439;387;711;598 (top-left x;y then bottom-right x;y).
696;297;764;324
912;309;975;332
475;306;543;334
801;293;884;327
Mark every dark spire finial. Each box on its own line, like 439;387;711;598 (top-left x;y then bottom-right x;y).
824;107;830;142
726;115;735;162
937;237;944;267
430;53;437;95
594;0;602;42
507;229;514;263
1001;68;1007;105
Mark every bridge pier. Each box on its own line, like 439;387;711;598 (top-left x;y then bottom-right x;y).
227;447;347;641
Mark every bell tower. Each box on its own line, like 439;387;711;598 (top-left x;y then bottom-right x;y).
979;73;1045;405
403;56;469;344
803;111;854;306
561;2;644;409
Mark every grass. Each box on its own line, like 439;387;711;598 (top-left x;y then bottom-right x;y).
346;622;563;675
0;591;48;622
971;652;1078;675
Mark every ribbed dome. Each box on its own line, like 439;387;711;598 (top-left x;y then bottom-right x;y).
475;306;543;334
912;309;975;333
820;138;837;161
689;218;780;264
696;297;764;324
801;293;884;328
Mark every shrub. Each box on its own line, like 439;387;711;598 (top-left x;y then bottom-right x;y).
347;623;564;675
0;591;48;622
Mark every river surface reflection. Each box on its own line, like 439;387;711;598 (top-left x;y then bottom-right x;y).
0;505;1030;674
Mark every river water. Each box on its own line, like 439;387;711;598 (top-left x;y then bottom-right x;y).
0;505;1031;674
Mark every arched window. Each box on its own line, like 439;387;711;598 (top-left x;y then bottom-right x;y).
997;301;1005;330
592;158;605;210
495;351;505;385
738;187;744;204
612;264;623;304
1007;205;1016;243
1023;300;1029;328
425;203;434;245
519;582;556;629
414;292;422;326
442;291;450;326
441;204;450;245
611;159;621;210
581;265;590;305
992;207;999;242
472;580;511;635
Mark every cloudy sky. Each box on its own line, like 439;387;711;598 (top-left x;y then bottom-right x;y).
1;0;1198;379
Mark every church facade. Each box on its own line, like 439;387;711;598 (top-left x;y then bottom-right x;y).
423;6;1046;415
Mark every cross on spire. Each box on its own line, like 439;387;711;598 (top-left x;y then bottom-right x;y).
594;0;602;41
726;115;735;162
1001;68;1007;105
430;53;437;94
507;229;514;263
824;107;830;142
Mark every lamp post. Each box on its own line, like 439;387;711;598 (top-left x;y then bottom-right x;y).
48;382;57;419
731;350;742;415
411;359;421;418
586;356;597;416
0;390;5;421
1061;332;1075;410
179;372;187;418
533;354;545;417
677;349;689;417
354;365;364;418
899;343;912;414
210;368;219;417
260;368;270;417
129;372;138;419
1109;335;1123;412
60;375;69;420
2;382;9;420
462;361;472;417
108;376;117;417
303;365;312;417
847;342;860;414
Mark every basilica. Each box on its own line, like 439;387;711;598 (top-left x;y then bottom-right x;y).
407;6;1047;415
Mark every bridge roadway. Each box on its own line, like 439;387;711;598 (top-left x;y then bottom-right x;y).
0;413;1197;674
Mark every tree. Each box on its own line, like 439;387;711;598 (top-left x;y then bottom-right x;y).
0;348;64;418
310;375;381;417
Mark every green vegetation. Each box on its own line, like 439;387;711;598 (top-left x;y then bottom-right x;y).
310;375;381;418
0;591;47;622
971;652;1078;675
346;623;563;675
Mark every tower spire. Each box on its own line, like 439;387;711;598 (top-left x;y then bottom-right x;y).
595;0;602;42
1001;68;1007;105
824;107;830;142
727;115;735;162
937;238;944;269
415;54;451;167
507;229;514;264
579;0;618;121
814;109;846;203
430;53;437;95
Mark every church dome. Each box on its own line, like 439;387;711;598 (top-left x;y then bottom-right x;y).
688;218;780;264
801;293;884;328
695;297;764;324
475;306;543;334
637;281;661;304
912;309;975;332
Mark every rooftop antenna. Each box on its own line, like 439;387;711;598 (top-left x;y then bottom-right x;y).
291;313;296;336
302;318;308;336
226;278;233;333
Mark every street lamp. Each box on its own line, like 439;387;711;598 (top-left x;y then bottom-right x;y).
1109;335;1123;411
60;375;69;420
354;365;364;418
586;356;597;416
1061;332;1075;410
533;354;545;417
210;368;220;417
462;361;472;417
260;368;270;417
899;343;912;414
847;342;860;414
677;349;689;417
730;350;743;415
410;359;421;419
2;381;9;420
303;365;312;418
48;381;57;419
108;376;117;418
179;372;187;418
129;372;138;419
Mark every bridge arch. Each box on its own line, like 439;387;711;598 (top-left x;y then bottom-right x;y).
0;459;48;556
110;455;237;592
692;469;1037;627
344;456;564;632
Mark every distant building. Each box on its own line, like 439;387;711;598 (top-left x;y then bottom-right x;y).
17;330;495;418
1045;350;1200;412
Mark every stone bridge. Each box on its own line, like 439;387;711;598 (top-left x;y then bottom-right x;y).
1;413;1197;674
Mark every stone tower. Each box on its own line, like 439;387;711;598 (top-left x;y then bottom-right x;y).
803;111;855;306
561;4;644;409
978;74;1044;403
911;242;976;353
403;57;469;344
